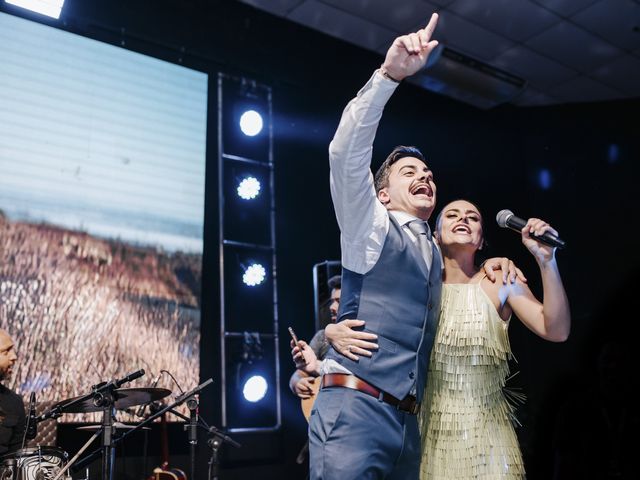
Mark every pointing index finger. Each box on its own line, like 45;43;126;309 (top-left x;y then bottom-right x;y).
423;13;439;41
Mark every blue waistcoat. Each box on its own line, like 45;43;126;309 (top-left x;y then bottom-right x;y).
325;215;442;401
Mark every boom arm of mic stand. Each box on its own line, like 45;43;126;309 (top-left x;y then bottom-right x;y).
36;368;146;423
209;426;241;449
70;378;214;473
36;393;91;423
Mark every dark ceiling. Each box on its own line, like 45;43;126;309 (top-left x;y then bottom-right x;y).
238;0;640;108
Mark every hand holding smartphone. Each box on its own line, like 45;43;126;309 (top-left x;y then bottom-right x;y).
288;326;300;346
289;326;306;367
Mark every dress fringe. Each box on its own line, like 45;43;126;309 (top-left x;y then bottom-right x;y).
419;283;526;479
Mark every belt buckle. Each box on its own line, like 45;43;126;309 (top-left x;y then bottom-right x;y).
398;395;420;415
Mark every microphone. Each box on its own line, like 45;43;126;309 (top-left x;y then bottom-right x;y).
26;392;37;440
496;210;565;249
135;371;163;418
186;396;198;445
115;368;145;388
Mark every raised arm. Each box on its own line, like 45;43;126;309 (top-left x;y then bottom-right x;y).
329;14;440;247
328;68;396;244
504;218;571;342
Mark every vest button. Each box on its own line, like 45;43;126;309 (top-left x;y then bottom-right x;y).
409;371;415;379
428;302;433;310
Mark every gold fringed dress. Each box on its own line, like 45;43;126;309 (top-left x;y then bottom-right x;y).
419;280;526;479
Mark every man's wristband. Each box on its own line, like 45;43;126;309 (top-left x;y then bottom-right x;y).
380;66;401;83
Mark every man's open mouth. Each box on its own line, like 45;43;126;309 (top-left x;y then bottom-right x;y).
411;184;432;196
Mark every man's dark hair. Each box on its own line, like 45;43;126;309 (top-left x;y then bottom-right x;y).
374;145;426;194
327;274;341;290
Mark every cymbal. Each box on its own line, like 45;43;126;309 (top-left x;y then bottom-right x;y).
77;422;151;431
54;388;172;413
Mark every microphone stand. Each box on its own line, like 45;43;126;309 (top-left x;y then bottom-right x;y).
145;382;240;480
163;381;242;480
192;413;241;480
205;425;241;480
185;396;199;480
70;378;215;476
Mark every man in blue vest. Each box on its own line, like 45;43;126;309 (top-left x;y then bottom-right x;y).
294;13;520;479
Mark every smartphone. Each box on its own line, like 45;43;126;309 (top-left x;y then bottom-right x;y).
288;326;300;346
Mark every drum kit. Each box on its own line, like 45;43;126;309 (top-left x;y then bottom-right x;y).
0;370;224;480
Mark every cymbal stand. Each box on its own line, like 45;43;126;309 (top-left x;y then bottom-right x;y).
99;402;116;480
94;369;147;480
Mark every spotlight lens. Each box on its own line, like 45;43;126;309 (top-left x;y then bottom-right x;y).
243;263;266;286
237;176;261;200
243;375;268;402
239;110;263;137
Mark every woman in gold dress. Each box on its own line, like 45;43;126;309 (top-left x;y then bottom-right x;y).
417;199;570;479
325;199;571;479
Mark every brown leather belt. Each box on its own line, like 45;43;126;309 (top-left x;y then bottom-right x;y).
322;373;420;415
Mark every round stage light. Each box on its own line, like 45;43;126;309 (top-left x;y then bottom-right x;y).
239;110;263;137
242;375;268;402
243;263;266;286
237;176;261;200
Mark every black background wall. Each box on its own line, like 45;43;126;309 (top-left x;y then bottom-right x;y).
3;1;639;478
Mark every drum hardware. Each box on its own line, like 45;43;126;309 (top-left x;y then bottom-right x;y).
0;446;70;480
29;375;225;480
48;387;171;414
71;378;219;480
35;369;151;480
77;421;151;431
51;420;151;480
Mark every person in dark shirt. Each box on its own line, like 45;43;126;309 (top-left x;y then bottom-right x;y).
0;329;25;455
289;275;341;399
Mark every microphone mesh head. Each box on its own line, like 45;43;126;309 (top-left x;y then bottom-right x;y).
496;209;513;228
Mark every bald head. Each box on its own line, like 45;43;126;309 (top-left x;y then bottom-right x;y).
0;329;17;381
